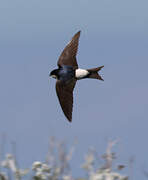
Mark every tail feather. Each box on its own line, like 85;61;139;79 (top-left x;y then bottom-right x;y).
87;65;104;81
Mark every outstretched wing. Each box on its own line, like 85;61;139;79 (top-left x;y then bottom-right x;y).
56;79;76;122
57;31;81;69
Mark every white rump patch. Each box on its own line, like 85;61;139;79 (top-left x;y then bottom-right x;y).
75;69;89;79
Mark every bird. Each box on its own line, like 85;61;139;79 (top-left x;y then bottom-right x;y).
50;31;104;122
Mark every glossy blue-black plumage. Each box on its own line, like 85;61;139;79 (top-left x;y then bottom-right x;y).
50;65;75;83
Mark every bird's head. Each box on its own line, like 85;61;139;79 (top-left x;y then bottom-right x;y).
49;69;59;79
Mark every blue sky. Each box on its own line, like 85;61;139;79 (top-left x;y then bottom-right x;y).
0;0;148;179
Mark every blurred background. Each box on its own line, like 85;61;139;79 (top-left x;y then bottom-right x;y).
0;0;148;179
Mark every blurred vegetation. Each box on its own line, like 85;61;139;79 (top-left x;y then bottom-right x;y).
0;137;128;180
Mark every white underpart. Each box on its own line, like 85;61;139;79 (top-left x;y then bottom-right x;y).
75;68;89;79
51;75;57;79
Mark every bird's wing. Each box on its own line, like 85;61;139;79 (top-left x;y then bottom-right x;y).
57;31;81;69
56;79;76;122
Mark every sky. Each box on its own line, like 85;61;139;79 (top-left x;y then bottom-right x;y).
0;0;148;179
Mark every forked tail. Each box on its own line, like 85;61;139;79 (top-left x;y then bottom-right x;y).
87;65;104;81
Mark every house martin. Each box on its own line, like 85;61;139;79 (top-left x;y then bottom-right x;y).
50;31;104;122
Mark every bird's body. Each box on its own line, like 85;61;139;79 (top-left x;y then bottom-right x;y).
51;66;90;81
50;31;104;122
55;66;75;83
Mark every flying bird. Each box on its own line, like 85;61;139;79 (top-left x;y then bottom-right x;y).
50;31;104;122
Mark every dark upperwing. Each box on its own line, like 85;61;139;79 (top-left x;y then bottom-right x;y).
57;31;81;69
56;79;76;122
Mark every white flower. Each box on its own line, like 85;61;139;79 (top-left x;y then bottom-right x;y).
41;163;51;173
1;160;9;168
35;171;46;180
32;161;42;170
90;170;128;180
63;175;73;180
1;154;16;172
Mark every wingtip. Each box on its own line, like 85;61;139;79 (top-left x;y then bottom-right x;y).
100;77;104;81
64;111;72;122
100;65;104;69
67;117;72;122
75;30;81;37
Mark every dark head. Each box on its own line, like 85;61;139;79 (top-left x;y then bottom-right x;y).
49;69;59;79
